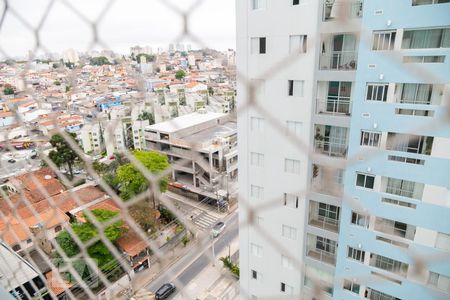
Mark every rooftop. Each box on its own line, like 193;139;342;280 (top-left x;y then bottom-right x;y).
0;242;40;289
183;121;237;146
146;111;226;134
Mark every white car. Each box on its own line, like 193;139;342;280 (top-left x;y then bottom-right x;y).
211;222;226;238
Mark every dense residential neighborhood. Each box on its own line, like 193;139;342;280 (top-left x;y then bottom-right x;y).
0;45;239;299
1;1;450;300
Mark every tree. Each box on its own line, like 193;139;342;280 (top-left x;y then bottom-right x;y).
49;132;80;178
116;151;170;208
55;231;79;257
54;80;61;86
56;209;124;273
3;87;14;95
175;69;186;80
136;53;155;64
129;203;158;233
93;161;109;176
137;111;154;125
89;56;110;66
208;86;214;96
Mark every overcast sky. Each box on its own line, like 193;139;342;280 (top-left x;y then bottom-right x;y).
0;0;236;59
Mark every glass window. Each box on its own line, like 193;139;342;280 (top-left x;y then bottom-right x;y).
250;185;264;200
373;31;396;50
284;193;299;208
351;211;370;228
289;35;307;53
250;243;263;257
366;83;389;101
250;116;264;132
343;279;360;294
347;247;365;262
360;131;381;147
282;225;297;240
250;152;264;167
288;80;304;96
285;158;301;174
402;27;450;49
286;121;302;137
251;0;266;10
356;173;375;189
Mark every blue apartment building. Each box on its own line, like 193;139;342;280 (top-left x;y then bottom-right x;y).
334;1;450;300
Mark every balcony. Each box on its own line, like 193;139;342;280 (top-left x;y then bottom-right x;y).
316;80;352;117
306;234;337;266
311;164;344;197
369;254;409;277
374;218;416;241
383;177;424;200
386;133;433;155
319;51;358;70
323;0;363;21
316;98;351;116
314;125;349;158
308;200;340;233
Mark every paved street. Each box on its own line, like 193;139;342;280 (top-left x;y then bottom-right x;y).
0;150;41;181
145;211;238;298
165;191;223;231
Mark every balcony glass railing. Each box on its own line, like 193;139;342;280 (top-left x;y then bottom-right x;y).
385;185;415;198
323;1;363;21
309;215;340;233
316;98;352;115
320;51;358;70
306;246;337;266
314;139;348;157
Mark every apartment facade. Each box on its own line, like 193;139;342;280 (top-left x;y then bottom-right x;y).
237;1;450;299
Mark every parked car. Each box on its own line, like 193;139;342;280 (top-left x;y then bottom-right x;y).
211;221;226;238
155;283;176;300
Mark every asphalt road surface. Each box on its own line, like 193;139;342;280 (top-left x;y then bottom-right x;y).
146;211;238;298
0;150;41;181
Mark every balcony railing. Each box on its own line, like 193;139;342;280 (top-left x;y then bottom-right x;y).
316;98;352;116
309;215;340;233
306;247;337;266
314;140;348;157
385;186;415;198
311;177;343;196
374;220;415;240
323;1;363;21
369;255;409;277
320;51;358;70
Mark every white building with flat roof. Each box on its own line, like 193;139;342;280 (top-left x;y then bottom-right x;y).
145;111;238;202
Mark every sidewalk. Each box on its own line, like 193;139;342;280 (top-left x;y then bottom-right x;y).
131;236;197;293
172;236;239;300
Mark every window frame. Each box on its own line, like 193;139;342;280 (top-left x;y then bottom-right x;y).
356;173;375;189
289;34;307;53
283;193;299;208
366;83;389;102
372;30;397;51
360;130;381;147
351;211;370;228
284;158;301;174
347;246;366;263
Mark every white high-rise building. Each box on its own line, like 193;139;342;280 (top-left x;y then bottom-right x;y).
237;1;321;298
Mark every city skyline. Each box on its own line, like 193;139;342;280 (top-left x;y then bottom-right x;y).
0;0;236;60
